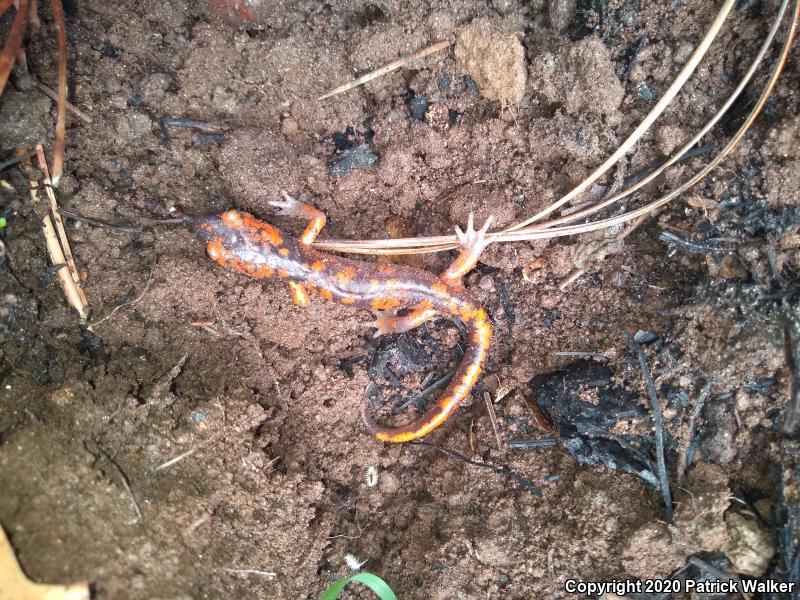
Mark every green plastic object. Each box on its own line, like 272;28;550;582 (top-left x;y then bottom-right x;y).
319;572;399;600
0;217;6;229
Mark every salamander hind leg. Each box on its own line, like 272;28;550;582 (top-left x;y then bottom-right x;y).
442;213;494;286
373;302;438;335
268;191;327;245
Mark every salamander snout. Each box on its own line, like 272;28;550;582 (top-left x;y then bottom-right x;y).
192;213;221;241
194;209;289;267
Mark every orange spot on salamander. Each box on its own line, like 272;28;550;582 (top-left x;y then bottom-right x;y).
335;265;357;285
319;288;334;301
377;263;395;275
278;268;289;278
221;210;243;228
371;298;401;310
279;247;290;256
247;265;274;278
340;297;356;304
458;305;484;321
239;212;283;245
206;240;224;261
312;261;326;272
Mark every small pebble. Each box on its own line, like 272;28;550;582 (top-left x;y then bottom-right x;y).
280;113;299;136
633;330;658;344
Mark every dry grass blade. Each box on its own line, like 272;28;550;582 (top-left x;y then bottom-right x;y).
782;320;799;434
503;0;799;241
318;39;452;100
40;214;88;320
49;0;67;187
533;0;791;231
483;391;505;452
0;0;30;95
33;145;89;318
504;0;737;232
313;0;796;256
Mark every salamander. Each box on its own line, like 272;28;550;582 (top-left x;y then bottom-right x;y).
193;192;493;443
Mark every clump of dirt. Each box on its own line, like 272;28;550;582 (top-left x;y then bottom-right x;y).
454;18;527;108
673;463;732;554
622;521;688;579
529;34;624;118
723;511;775;577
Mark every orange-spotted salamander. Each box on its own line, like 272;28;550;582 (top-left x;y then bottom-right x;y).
193;192;493;443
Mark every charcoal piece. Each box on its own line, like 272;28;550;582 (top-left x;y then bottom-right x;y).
366;332;432;384
404;91;429;120
529;359;659;487
328;143;377;179
77;329;109;365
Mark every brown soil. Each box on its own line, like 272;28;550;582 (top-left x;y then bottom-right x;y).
1;1;798;598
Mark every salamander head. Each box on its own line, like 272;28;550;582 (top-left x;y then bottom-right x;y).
193;210;288;275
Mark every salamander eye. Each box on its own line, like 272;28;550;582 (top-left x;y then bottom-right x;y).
221;210;243;227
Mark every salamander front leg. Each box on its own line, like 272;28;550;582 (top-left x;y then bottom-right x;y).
268;191;327;245
442;213;494;286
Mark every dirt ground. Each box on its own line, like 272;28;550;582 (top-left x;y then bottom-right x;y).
1;0;798;598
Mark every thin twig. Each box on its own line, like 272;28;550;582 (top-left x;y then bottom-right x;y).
48;0;68;187
393;372;452;414
90;267;155;328
411;440;542;496
0;148;36;172
35;80;92;123
219;568;277;579
677;382;712;484
483;391;505;452
58;208;143;233
149;445;201;474
782;320;800;434
119;472;144;524
318;39;452;100
627;333;673;522
96;448;144;524
162;118;228;133
508;439;558;450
